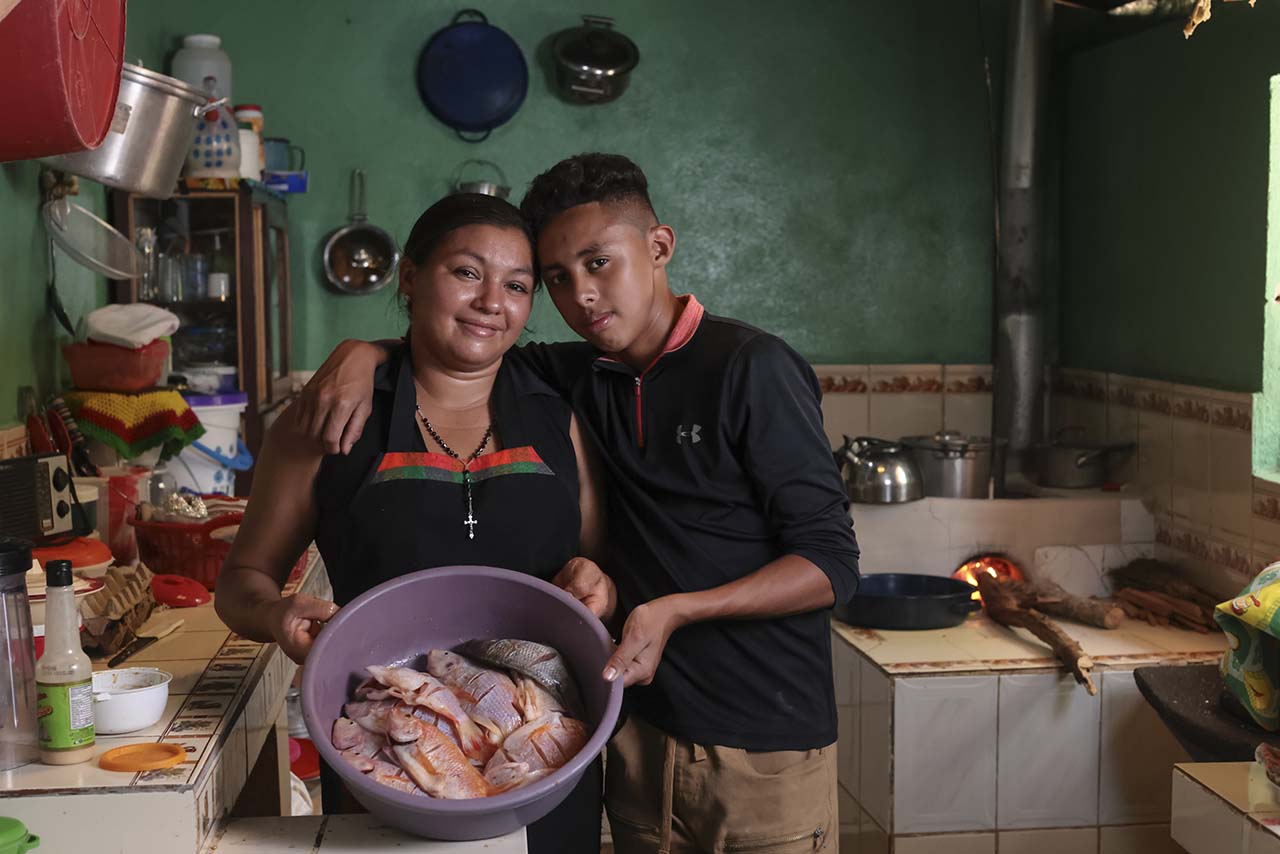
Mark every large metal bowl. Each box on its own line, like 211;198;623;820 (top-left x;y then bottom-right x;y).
301;565;622;840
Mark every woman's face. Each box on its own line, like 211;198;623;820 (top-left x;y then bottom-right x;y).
398;224;536;373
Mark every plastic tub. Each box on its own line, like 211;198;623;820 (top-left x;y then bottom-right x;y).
92;667;171;734
301;566;622;841
172;393;251;495
63;339;169;392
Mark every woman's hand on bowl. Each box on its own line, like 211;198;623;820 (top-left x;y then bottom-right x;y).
553;557;617;623
268;594;340;664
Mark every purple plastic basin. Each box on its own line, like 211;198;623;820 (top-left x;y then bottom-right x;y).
301;565;622;841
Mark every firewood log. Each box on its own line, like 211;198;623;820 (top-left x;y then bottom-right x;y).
977;572;1097;695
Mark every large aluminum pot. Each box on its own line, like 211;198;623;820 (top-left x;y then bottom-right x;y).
901;431;1006;499
44;64;221;199
1035;436;1135;488
834;436;924;504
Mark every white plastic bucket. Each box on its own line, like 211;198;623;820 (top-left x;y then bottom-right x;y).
173;393;251;495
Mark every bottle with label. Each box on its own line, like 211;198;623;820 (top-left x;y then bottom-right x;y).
36;559;94;764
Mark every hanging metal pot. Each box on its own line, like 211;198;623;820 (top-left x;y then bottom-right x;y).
43;64;225;199
322;169;401;295
416;9;528;143
450;159;510;199
550;15;639;104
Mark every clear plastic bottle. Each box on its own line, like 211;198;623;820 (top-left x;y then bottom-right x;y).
36;559;94;765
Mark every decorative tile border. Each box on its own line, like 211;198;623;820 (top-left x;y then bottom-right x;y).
1137;385;1174;415
1211;398;1253;432
1053;369;1107;401
819;374;869;394
1172;391;1213;424
870;365;944;393
943;365;993;394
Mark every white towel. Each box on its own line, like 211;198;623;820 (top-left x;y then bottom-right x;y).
86;304;180;349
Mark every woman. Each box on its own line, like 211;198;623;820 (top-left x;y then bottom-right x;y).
215;193;606;852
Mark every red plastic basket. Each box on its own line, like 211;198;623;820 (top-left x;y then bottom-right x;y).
130;511;242;590
130;510;311;591
63;339;169;392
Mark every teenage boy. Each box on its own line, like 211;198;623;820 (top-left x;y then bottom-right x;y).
300;154;859;852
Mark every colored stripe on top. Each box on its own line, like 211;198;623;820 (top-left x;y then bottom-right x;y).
371;446;554;485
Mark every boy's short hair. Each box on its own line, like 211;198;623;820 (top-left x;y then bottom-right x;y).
520;153;658;239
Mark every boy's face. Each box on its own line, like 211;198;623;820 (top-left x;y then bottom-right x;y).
536;202;673;358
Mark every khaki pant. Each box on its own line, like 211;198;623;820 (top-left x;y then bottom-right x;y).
605;716;838;853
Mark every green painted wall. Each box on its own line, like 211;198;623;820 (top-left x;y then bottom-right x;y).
1059;3;1279;393
0;165;107;426
121;0;1005;369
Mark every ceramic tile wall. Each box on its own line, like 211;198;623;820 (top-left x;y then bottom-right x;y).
0;423;28;459
815;364;992;450
1052;368;1263;598
835;633;1206;852
893;675;997;833
850;494;1143;578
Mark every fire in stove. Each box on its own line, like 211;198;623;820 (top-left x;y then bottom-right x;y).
952;554;1024;601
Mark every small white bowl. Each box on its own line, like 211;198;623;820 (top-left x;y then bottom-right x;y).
92;667;172;734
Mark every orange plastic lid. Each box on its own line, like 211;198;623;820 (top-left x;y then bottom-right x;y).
33;537;112;569
99;742;185;772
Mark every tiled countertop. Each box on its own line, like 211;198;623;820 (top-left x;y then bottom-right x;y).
832;613;1226;675
0;549;327;853
209;815;525;853
1172;762;1280;853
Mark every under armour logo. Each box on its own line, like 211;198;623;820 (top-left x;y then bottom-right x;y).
677;424;702;445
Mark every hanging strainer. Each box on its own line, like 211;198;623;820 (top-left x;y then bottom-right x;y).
42;196;143;280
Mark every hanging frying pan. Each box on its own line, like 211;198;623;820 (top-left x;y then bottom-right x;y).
416;9;528;143
322;169;401;295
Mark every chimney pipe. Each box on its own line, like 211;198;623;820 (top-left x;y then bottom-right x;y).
993;0;1053;490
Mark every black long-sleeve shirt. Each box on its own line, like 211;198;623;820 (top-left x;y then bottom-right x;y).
517;296;859;749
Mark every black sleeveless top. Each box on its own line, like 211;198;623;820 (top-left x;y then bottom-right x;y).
313;344;582;606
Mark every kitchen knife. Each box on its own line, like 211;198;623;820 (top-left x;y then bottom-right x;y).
108;619;184;668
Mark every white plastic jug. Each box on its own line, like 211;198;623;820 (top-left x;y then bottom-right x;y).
171;35;240;179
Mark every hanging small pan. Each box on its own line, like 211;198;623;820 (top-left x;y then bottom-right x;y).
322;169;400;295
416;9;528;143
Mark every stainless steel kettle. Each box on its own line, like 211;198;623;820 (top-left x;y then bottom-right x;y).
834;436;924;504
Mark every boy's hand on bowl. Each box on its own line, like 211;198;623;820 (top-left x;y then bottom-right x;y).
268;594;339;664
553;557;617;623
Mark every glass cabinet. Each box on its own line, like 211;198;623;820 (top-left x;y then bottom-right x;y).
109;182;293;493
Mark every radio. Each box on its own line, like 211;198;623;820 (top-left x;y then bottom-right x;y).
0;453;75;541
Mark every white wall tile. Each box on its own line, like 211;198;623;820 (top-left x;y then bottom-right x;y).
1098;823;1180;854
836;639;861;801
1033;545;1110;598
893;675;997;833
1107;400;1140;486
1171;409;1212;529
1171;769;1246;854
997;672;1101;829
1120;498;1156;544
1100;670;1191;824
944;393;993;438
868;393;943;443
1138;409;1174;514
823;394;870;451
998;828;1099;854
858;658;892;832
894;832;995;854
1211;423;1254;542
1246;820;1280;854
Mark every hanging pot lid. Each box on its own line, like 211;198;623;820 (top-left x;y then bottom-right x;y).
42;196;142;279
416;9;528;143
552;15;639;79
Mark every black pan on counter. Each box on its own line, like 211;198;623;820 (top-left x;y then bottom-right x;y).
835;573;982;630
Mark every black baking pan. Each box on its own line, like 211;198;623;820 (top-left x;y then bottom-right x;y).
834;573;982;630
